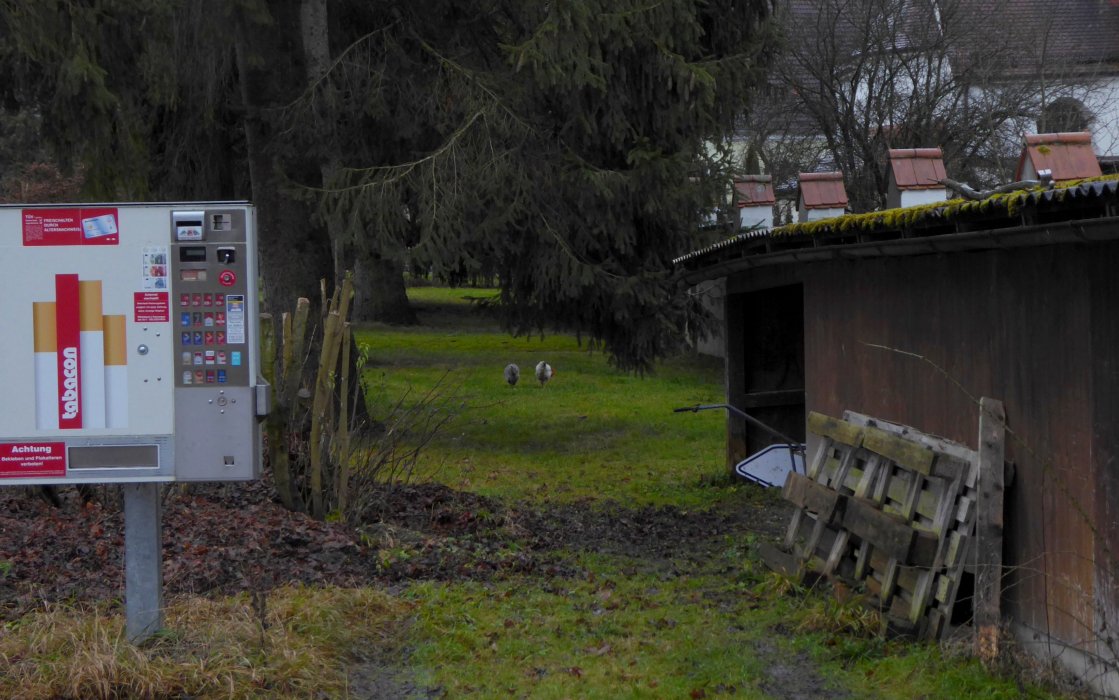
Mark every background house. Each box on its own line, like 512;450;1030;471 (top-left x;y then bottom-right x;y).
734;0;1119;211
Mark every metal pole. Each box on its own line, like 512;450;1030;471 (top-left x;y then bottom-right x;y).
123;482;163;643
673;403;805;475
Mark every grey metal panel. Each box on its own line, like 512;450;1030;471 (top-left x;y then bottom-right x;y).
173;385;260;481
69;444;159;469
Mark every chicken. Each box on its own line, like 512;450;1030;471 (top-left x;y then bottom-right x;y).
535;361;554;388
504;363;520;387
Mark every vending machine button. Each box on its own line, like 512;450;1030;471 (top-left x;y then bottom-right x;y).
194;370;204;384
182;371;192;385
204;350;216;365
217;370;227;384
180;312;191;326
218;270;236;287
181;352;191;365
216;331;226;345
181;332;192;345
180;293;190;306
205;331;215;345
192;293;202;307
205;371;216;384
231;351;242;366
203;293;213;307
192;331;203;345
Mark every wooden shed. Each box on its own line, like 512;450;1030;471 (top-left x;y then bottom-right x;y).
675;176;1119;694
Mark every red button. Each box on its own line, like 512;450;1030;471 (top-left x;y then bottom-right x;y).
218;270;236;287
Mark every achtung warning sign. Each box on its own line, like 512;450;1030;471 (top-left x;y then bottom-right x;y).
0;442;66;478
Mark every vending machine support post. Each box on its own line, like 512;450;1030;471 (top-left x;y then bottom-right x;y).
124;483;163;642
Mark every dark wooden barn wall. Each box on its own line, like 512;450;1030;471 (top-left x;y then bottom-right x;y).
795;243;1115;653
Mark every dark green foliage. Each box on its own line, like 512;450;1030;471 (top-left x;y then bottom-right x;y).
313;0;776;371
0;0;776;372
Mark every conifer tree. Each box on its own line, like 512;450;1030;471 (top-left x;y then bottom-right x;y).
0;0;776;371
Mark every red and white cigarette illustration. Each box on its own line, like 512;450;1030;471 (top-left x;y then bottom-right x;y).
103;314;127;428
79;280;106;429
33;301;58;430
34;275;127;431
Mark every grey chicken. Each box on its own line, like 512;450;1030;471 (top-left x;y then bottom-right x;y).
535;361;554;388
504;363;520;387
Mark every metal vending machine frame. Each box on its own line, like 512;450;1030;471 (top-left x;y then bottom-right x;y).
0;202;266;484
0;202;268;642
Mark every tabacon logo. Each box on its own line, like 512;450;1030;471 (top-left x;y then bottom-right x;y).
60;346;79;420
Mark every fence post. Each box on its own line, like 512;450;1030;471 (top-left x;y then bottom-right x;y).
975;397;1006;664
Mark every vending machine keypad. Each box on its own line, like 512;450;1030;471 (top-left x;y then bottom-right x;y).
170;210;251;388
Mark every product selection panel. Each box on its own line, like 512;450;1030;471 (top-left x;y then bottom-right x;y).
170;210;251;388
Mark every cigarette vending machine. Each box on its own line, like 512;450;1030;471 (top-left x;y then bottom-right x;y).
0;203;266;485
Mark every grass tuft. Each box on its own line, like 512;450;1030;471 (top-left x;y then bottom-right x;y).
0;586;406;699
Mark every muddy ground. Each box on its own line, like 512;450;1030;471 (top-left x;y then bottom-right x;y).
0;479;847;698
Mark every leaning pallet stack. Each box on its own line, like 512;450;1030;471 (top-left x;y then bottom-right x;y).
760;410;983;639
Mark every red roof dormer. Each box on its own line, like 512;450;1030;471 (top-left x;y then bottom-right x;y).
889;148;947;190
1016;132;1101;182
798;172;848;209
734;175;776;207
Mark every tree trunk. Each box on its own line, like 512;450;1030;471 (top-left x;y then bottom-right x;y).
234;2;333;312
353;253;417;324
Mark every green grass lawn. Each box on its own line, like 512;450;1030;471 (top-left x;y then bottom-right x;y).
352;288;1077;699
358;290;728;509
2;287;1073;699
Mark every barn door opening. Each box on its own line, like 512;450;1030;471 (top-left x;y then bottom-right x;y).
727;283;806;462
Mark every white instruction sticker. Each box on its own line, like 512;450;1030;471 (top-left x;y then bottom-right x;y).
226;295;245;344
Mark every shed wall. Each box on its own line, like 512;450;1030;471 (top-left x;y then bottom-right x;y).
795;244;1115;657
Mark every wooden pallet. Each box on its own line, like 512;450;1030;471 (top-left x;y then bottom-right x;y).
764;408;997;640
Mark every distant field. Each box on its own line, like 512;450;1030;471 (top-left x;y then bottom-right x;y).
355;287;728;508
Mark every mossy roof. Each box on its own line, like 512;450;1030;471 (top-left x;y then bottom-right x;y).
675;174;1119;268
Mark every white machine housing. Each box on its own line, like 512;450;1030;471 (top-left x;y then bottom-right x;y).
0;202;266;484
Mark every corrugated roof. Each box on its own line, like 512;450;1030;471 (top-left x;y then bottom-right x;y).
1016;132;1102;181
674;177;1119;269
799;172;848;208
889;148;947;190
735;175;776;206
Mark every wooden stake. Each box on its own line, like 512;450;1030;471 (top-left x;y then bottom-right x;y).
975;397;1006;665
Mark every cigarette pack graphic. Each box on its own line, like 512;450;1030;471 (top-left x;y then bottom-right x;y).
34;275;128;431
103;315;127;428
82;213;118;239
33;302;58;430
79;281;106;429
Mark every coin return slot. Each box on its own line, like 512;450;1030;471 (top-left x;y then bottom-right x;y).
211;214;232;231
216;247;236;264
